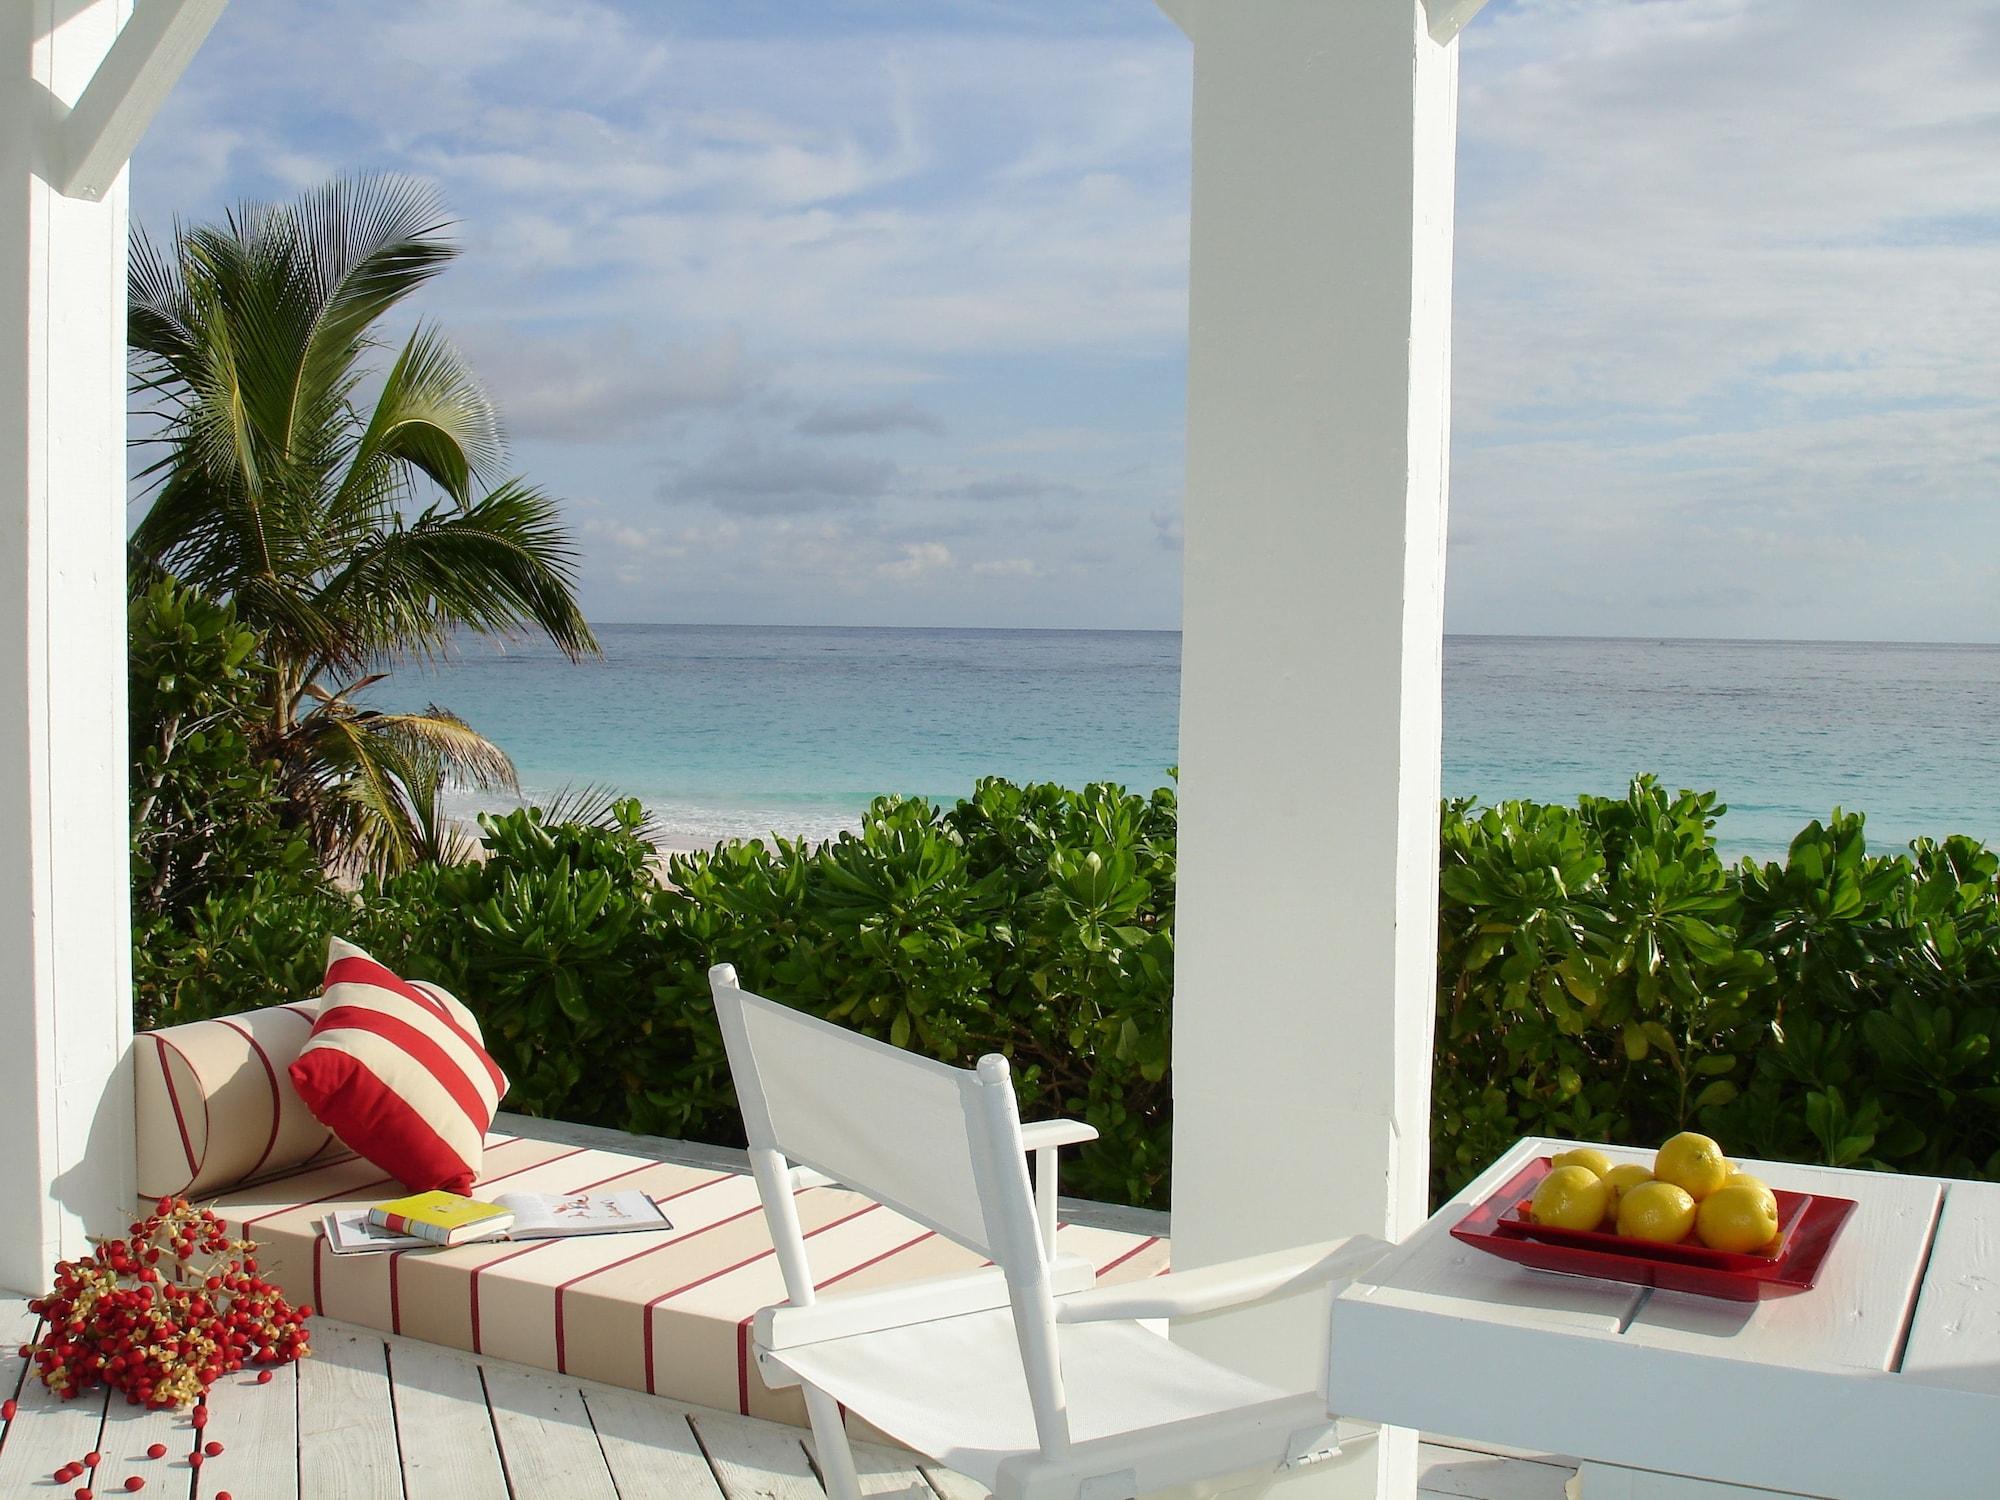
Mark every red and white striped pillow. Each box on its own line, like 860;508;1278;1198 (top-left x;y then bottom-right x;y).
288;938;510;1194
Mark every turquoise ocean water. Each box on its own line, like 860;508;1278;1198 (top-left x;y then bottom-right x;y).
364;627;2000;861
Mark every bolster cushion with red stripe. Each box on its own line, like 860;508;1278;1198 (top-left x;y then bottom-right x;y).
133;1001;355;1199
288;938;510;1194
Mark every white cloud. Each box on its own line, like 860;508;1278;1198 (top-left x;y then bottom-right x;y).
796;399;945;437
133;0;2000;637
1447;0;2000;637
662;437;900;514
458;327;758;443
877;542;955;583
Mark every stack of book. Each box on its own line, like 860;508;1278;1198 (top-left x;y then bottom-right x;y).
321;1188;673;1255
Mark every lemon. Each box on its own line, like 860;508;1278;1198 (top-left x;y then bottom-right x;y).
1654;1132;1732;1201
1721;1171;1771;1196
1531;1165;1612;1231
1550;1147;1613;1179
1696;1182;1782;1254
1602;1163;1654;1196
1597;1163;1654;1228
1616;1180;1697;1244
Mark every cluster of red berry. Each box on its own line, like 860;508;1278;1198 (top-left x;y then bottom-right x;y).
22;1198;312;1409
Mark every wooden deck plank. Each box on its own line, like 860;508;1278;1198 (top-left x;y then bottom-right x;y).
0;1297;38;1465
0;1303;1584;1500
1418;1440;1574;1500
689;1407;824;1500
197;1361;302;1499
917;1463;987;1500
850;1439;942;1500
0;1295;35;1359
584;1383;726;1499
386;1337;511;1500
481;1363;620;1500
299;1324;403;1500
1901;1178;2000;1395
0;1360;110;1493
97;1394;200;1499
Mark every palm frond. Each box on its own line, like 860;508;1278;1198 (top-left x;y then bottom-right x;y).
364;707;519;792
129;175;598;871
535;784;664;843
309;480;598;666
382;741;483;867
128;224;197;370
305;712;417;875
277;176;460;462
335;326;501;511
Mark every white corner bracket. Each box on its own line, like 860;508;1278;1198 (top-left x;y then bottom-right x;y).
57;0;229;201
1160;0;1489;48
1422;0;1490;46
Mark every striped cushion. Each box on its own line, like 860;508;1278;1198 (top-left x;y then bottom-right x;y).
134;1001;355;1199
288;938;510;1194
203;1131;1172;1423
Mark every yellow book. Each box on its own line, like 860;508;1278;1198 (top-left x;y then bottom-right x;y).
366;1191;514;1247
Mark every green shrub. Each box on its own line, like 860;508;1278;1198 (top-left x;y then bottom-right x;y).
129;581;351;1029
648;782;1176;1204
1435;781;2000;1200
130;723;2000;1208
346;801;691;1130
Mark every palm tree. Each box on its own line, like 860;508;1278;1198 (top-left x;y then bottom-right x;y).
128;176;598;872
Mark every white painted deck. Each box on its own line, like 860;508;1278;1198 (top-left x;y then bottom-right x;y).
0;1296;1570;1499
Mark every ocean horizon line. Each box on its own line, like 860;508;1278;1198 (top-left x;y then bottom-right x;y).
552;621;2000;652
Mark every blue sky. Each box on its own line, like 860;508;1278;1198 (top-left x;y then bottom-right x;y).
132;0;2000;638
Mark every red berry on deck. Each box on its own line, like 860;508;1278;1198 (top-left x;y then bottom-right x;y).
74;1487;91;1500
191;1407;208;1428
203;1442;222;1457
124;1479;144;1493
145;1444;167;1459
188;1452;203;1469
86;1451;102;1466
255;1368;273;1384
215;1494;231;1500
0;1397;15;1419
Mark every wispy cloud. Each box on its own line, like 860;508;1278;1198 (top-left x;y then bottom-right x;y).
133;0;2000;636
662;438;900;515
796;399;946;437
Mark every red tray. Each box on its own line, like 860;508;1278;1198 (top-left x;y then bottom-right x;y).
1451;1156;1857;1301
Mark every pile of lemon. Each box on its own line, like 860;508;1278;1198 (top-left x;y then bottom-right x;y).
1529;1133;1781;1254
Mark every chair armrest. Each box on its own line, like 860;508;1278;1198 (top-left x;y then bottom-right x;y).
1053;1235;1392;1324
1020;1119;1098;1256
1020;1118;1099;1151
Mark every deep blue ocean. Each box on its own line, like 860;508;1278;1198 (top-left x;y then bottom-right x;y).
363;627;2000;861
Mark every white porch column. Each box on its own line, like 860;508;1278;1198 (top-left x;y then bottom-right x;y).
0;0;223;1296
0;0;134;1295
1163;2;1477;1495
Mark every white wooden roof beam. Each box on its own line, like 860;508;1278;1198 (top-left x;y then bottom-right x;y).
58;0;229;202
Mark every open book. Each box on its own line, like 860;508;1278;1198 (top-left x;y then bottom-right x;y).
320;1191;671;1255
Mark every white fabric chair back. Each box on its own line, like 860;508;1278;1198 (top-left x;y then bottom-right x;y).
710;965;1074;1457
711;965;1026;1260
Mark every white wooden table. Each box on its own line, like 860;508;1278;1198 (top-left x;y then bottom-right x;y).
1327;1137;2000;1499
